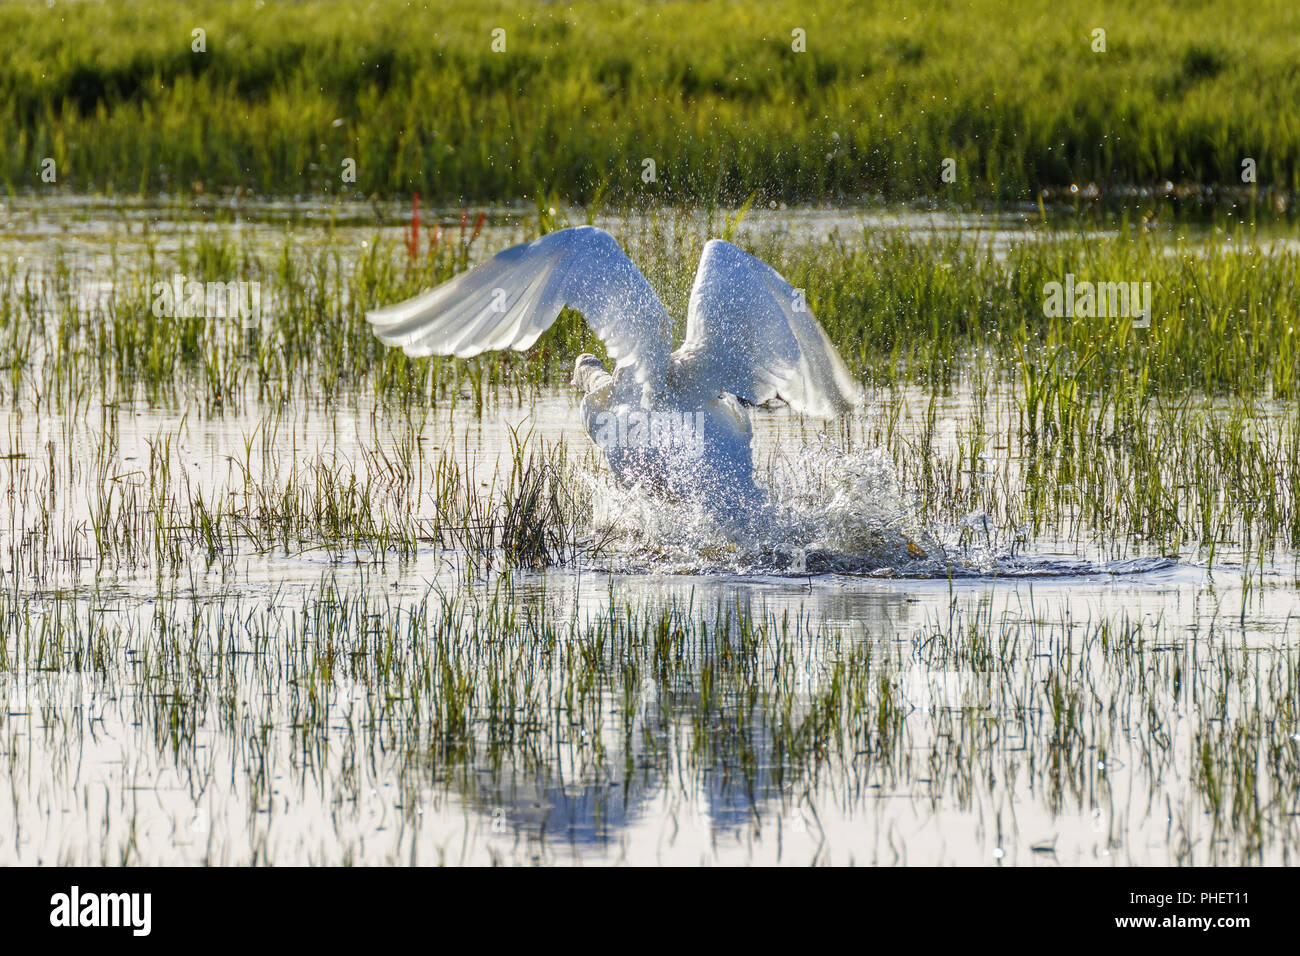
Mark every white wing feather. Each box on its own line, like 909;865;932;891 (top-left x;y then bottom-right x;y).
675;239;861;417
366;226;671;388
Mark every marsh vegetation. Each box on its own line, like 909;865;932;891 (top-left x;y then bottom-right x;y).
0;194;1297;864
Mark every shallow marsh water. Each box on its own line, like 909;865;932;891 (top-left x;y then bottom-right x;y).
1;197;1298;865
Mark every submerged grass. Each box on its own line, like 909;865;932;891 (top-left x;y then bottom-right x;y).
1;580;1294;864
6;214;1299;408
2;208;1298;574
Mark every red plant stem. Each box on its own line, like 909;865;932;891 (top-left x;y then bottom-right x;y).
408;193;421;260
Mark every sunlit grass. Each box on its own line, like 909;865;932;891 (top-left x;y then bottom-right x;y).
3;0;1300;202
3;208;1298;575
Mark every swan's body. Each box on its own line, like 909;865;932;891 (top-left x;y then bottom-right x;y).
366;226;860;517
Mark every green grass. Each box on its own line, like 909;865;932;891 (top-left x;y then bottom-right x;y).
4;0;1300;202
6;214;1299;406
3;209;1299;574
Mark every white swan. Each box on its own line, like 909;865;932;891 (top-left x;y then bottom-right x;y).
366;226;861;516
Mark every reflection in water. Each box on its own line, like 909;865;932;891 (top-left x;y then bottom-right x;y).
402;566;1300;864
2;513;1298;865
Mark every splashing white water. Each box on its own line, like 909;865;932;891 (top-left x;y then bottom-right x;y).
574;437;1176;579
579;439;945;574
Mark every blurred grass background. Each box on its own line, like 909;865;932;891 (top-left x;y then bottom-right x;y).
3;0;1297;201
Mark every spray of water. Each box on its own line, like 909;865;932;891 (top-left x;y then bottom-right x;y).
576;438;1174;579
579;438;945;575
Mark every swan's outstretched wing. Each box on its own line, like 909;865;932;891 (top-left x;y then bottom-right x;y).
675;239;861;417
366;226;671;387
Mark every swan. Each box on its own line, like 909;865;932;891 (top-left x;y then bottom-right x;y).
366;226;861;517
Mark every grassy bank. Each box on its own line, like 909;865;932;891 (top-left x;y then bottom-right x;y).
4;0;1300;201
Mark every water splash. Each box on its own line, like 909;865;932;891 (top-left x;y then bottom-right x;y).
579;439;943;574
577;438;1174;579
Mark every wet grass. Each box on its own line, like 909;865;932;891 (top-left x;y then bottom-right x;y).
1;394;600;585
2;208;1297;573
3;0;1300;202
6;211;1299;408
